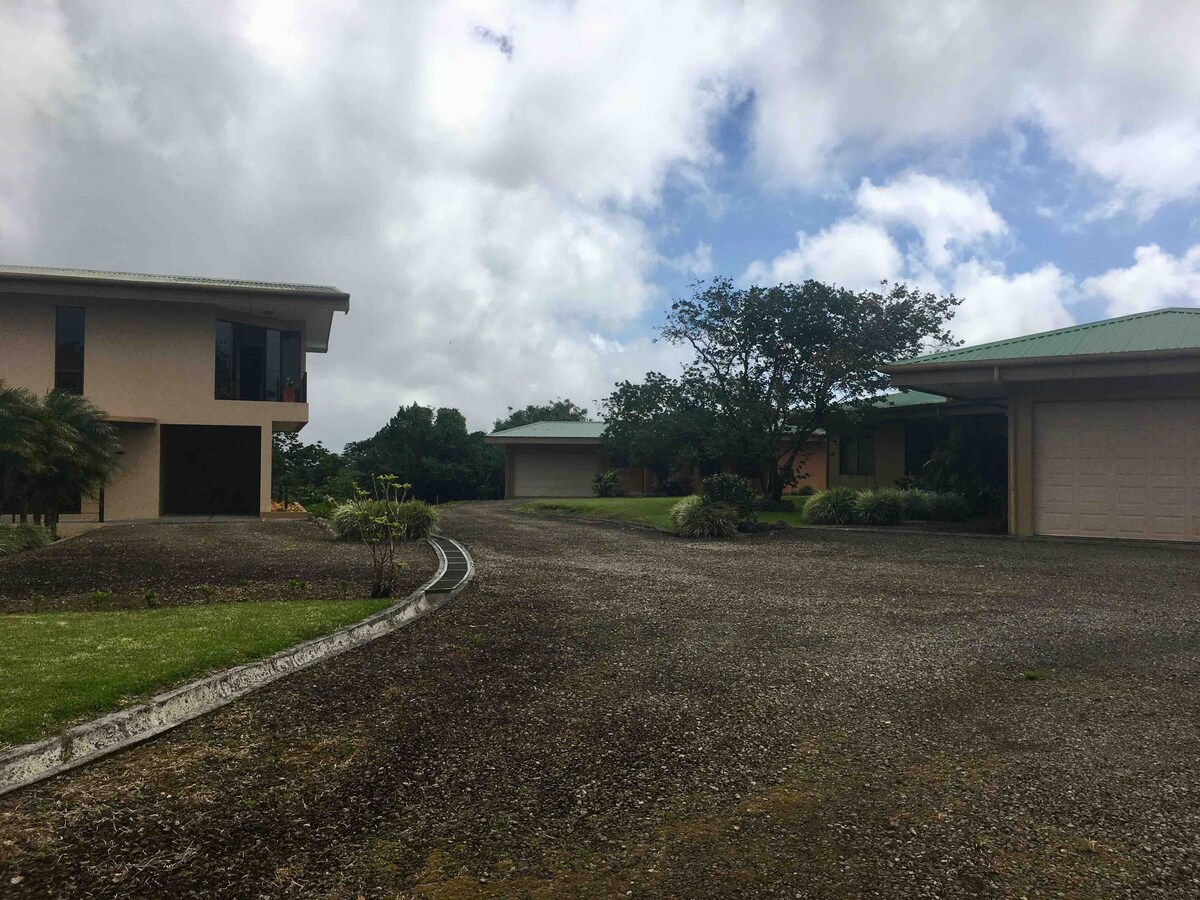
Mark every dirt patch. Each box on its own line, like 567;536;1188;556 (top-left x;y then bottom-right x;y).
0;519;436;611
1;504;1198;897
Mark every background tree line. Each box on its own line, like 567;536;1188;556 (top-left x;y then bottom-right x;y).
273;398;590;511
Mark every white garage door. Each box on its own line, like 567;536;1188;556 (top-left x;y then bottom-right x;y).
1034;399;1200;541
511;448;600;497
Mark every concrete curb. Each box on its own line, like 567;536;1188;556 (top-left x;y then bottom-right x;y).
0;536;474;798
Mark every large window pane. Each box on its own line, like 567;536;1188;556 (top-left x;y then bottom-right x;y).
55;306;85;394
216;320;303;401
215;321;234;399
265;329;281;401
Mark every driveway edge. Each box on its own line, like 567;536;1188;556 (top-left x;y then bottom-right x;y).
0;536;474;798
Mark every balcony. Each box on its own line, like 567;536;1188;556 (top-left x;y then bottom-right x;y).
215;320;306;402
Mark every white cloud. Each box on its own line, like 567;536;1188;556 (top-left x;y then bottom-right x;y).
950;261;1075;345
7;0;1200;447
664;241;713;277
743;220;902;291
1082;244;1200;316
0;1;76;249
856;174;1006;268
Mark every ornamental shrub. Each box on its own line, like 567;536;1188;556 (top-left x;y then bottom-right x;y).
896;488;934;520
803;487;860;525
670;495;738;538
593;470;623;497
928;491;970;522
854;489;905;526
0;524;51;556
329;498;440;541
700;473;760;521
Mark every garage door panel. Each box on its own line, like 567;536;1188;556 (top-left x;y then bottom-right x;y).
511;448;600;497
1034;399;1200;541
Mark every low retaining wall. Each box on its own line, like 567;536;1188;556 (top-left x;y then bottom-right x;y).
0;536;474;798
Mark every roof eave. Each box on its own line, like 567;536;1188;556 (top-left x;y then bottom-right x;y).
883;346;1200;374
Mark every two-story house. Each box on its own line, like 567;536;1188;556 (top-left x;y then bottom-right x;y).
0;265;349;523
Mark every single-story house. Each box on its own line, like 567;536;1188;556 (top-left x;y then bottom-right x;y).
485;421;827;499
881;307;1200;541
492;307;1200;542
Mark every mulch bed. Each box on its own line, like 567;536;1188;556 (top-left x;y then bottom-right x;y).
1;504;1198;897
0;520;436;612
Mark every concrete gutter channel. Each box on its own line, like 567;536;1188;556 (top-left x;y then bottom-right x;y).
0;535;475;799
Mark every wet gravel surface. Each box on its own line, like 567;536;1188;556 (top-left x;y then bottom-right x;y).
0;520;434;612
1;503;1198;898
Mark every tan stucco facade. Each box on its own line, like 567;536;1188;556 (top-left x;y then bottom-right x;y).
0;273;347;522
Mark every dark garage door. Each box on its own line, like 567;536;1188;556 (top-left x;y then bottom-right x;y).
160;425;261;515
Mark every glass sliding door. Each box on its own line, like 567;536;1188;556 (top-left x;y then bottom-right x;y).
215;320;303;401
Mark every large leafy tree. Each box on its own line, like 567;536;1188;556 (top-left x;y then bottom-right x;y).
601;373;713;486
344;403;503;502
493;398;588;432
659;277;960;499
272;432;343;506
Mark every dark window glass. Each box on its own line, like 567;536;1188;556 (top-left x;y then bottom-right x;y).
215;321;234;399
216;321;304;401
839;432;876;476
904;423;951;476
281;331;301;397
55;306;85;394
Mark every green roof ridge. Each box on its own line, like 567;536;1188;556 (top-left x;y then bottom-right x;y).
893;307;1200;366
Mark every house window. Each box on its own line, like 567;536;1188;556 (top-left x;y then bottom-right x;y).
215;321;303;401
839;432;875;476
55;306;85;394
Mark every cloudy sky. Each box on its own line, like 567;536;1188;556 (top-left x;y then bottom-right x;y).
6;1;1200;447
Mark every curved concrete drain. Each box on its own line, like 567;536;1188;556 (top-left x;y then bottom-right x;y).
0;535;474;798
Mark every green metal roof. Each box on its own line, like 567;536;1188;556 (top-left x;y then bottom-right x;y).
0;264;346;296
889;307;1200;367
488;421;607;439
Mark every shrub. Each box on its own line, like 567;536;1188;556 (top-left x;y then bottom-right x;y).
700;474;760;521
854;489;905;526
670;495;738;538
0;524;51;557
803;488;860;526
796;484;817;496
928;491;970;522
329;498;440;541
896;488;935;520
593;470;623;497
305;498;334;520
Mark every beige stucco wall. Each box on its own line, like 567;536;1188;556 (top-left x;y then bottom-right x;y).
827;424;906;490
0;292;309;520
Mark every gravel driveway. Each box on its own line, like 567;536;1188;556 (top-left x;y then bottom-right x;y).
1;503;1198;898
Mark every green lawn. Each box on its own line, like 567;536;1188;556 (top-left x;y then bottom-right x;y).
0;599;390;745
516;495;811;531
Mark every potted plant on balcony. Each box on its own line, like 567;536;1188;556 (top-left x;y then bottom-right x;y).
282;378;299;403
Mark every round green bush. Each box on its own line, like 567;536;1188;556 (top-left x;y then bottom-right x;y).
670;495;738;538
896;488;934;520
803;487;860;525
700;473;760;520
928;491;970;522
329;499;440;541
854;489;905;525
